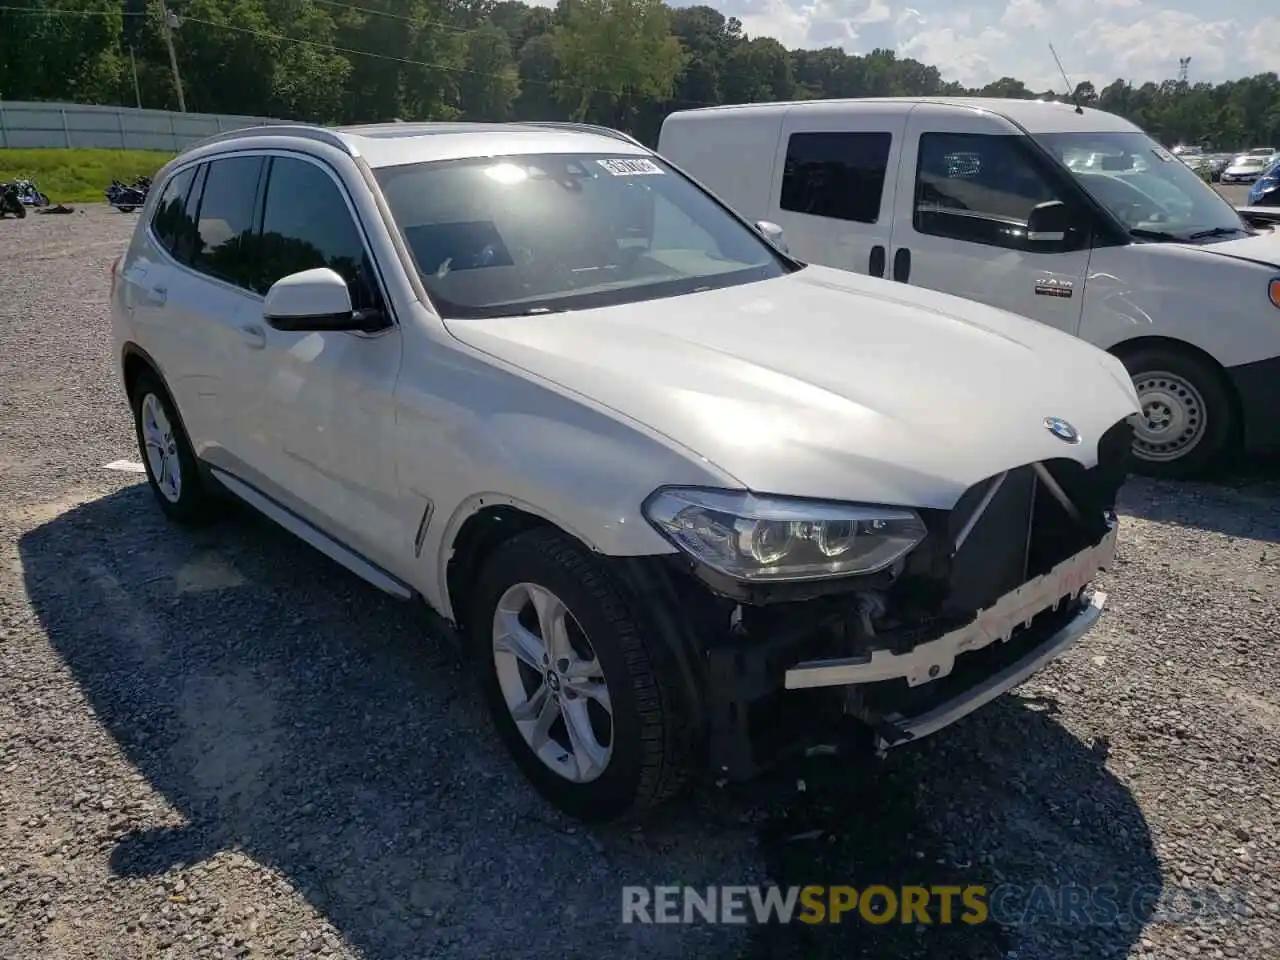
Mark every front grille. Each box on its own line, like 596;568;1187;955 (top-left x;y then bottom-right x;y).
905;416;1133;621
944;466;1037;614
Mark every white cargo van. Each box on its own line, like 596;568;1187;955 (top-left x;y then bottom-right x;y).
658;97;1280;478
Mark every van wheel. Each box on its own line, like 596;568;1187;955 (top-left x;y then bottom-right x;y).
130;371;220;524
1120;345;1235;479
469;528;695;822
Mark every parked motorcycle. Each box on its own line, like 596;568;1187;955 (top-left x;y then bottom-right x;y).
11;178;50;207
105;176;150;213
0;182;27;219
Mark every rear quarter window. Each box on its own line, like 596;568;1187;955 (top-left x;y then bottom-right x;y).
779;131;892;224
150;167;196;257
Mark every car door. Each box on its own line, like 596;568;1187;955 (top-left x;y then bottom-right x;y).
769;105;907;280
889;116;1091;336
250;153;405;570
123;156;268;469
170;154;272;480
120;163;203;431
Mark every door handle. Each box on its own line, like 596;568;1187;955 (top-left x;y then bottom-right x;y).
892;247;911;283
143;284;167;306
238;323;267;350
868;245;886;278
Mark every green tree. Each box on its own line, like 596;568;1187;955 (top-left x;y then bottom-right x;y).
551;0;684;124
458;21;520;120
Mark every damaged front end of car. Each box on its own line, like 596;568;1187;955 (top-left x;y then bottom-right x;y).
615;417;1133;782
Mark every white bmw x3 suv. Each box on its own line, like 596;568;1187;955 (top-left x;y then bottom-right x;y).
110;121;1140;821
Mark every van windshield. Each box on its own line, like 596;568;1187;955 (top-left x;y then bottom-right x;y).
373;153;791;319
1035;132;1250;242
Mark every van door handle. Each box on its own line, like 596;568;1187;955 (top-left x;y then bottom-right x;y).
892;247;911;283
238;323;266;350
868;245;886;278
143;284;167;306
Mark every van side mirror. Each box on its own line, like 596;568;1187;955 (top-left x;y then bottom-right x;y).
754;220;789;253
263;267;388;333
1026;201;1070;244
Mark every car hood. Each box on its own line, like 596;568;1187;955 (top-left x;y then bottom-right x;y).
1197;227;1280;267
443;266;1141;510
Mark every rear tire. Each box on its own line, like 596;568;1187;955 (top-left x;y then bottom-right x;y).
1119;344;1236;479
468;528;695;822
130;371;221;525
12;203;25;219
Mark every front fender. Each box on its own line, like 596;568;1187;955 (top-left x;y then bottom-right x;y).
1081;244;1280;366
394;340;738;619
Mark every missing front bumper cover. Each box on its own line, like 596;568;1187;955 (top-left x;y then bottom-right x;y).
773;519;1116;752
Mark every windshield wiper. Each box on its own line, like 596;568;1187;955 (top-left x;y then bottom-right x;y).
1128;228;1180;242
1185;226;1246;240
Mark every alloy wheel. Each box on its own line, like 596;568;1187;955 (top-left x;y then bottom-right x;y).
491;582;614;783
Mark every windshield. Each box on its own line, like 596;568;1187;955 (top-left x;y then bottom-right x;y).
1035;131;1249;241
373;153;791;318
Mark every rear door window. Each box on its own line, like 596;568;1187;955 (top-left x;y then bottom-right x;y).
779;131;893;224
188;155;265;290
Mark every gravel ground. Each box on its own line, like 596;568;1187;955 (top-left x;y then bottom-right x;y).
1;204;1278;960
1215;184;1253;208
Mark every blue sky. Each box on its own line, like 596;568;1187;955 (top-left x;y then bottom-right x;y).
678;0;1277;90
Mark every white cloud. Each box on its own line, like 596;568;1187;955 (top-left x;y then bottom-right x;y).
696;0;1280;89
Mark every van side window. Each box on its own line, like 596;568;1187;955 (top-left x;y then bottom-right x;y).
780;132;892;224
914;133;1068;250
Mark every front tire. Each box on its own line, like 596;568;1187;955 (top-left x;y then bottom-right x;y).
1120;345;1236;479
469;528;695;822
130;372;220;524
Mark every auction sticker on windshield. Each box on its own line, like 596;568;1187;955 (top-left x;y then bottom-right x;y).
598;158;665;176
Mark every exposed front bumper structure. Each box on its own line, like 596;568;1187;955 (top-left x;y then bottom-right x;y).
782;521;1116;740
617;425;1133;783
868;589;1105;750
786;522;1116;690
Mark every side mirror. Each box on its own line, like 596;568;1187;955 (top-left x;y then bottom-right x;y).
1026;200;1070;243
754;219;789;253
263;267;387;333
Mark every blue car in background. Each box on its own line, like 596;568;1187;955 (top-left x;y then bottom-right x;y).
1246;159;1280;205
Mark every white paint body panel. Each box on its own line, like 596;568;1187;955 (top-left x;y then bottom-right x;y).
111;120;1141;624
657;96;1280;371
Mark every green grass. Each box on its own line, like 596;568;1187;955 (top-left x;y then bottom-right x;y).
0;148;175;203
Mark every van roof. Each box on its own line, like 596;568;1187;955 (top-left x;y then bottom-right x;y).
666;97;1141;135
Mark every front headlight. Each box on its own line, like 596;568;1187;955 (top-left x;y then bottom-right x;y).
642;487;927;582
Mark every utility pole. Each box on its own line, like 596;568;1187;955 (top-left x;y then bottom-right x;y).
128;45;143;109
158;0;186;112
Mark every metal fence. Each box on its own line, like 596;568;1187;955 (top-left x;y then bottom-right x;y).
0;100;290;151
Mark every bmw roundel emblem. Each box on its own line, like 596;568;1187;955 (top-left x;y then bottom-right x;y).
1043;416;1081;444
